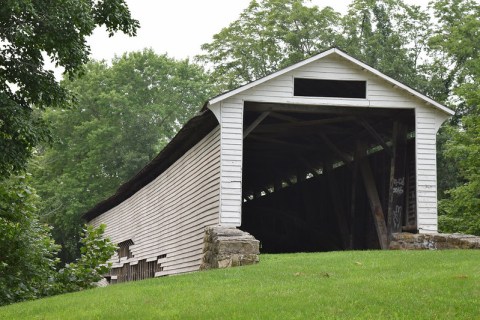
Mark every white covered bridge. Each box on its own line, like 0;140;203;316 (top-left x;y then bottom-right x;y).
84;48;453;282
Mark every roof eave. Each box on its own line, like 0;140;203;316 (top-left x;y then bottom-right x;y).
205;47;454;116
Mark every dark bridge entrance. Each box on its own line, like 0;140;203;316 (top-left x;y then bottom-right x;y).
241;102;417;253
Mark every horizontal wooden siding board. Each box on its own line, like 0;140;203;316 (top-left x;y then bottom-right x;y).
89;126;221;276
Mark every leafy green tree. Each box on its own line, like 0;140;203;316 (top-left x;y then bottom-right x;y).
429;0;480;234
1;189;116;306
0;175;60;306
426;0;479;201
428;0;480;108
198;0;440;95
197;0;342;90
0;0;138;304
0;0;139;180
439;115;480;235
438;91;479;235
32;50;214;262
436;127;463;199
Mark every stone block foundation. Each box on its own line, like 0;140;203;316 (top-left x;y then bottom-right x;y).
201;227;260;270
390;232;480;250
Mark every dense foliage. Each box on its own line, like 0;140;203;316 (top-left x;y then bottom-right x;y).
32;50;215;262
0;0;138;306
197;0;435;92
54;225;117;293
440;116;480;235
0;185;115;307
197;0;342;90
0;175;59;305
434;0;480;234
340;0;433;91
0;0;139;179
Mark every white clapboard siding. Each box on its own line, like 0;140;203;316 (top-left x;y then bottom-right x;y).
249;55;422;108
213;100;244;226
415;106;442;233
90;126;221;274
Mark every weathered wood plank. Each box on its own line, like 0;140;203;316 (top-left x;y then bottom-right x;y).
90;126;222;274
357;142;389;249
320;134;353;166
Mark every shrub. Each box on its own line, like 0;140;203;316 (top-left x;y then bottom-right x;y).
54;224;117;293
0;175;60;306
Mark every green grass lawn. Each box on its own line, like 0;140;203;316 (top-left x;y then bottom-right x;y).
1;250;479;319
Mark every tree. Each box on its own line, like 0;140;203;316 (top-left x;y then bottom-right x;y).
439;114;480;235
341;0;434;91
425;0;480;202
428;0;480;109
0;174;60;305
0;0;138;304
54;224;117;294
32;50;215;262
198;0;440;95
0;0;139;180
429;0;480;234
0;185;116;306
197;0;342;90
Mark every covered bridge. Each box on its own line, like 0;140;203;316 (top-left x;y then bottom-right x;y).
84;48;453;282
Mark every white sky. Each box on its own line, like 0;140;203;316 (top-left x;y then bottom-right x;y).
87;0;431;62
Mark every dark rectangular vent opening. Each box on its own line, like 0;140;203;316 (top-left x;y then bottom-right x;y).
294;78;366;98
118;239;134;259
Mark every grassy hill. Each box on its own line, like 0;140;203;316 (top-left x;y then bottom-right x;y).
1;250;479;319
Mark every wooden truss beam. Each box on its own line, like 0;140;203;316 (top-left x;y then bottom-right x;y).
243;111;270;138
357;118;393;157
357;141;389;249
296;156;321;177
320;134;353;166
